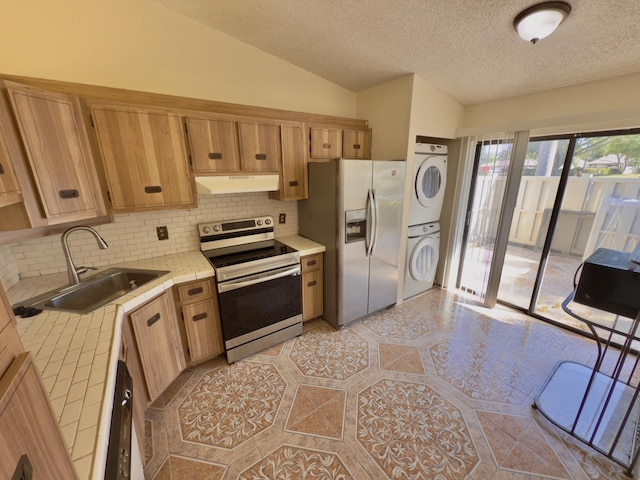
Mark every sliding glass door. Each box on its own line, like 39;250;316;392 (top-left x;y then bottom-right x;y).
458;129;640;335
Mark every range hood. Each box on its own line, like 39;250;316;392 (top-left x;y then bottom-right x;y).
195;174;280;194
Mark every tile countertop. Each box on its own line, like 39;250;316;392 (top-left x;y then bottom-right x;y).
5;235;324;480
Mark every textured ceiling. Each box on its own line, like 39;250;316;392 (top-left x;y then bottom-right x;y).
151;0;640;106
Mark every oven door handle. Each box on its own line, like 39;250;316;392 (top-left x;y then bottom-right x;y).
217;265;301;293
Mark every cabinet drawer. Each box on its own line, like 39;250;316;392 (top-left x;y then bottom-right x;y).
177;279;212;304
301;253;323;273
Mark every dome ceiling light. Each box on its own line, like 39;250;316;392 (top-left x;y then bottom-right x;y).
513;1;572;44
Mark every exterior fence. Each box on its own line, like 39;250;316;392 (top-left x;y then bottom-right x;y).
468;175;640;258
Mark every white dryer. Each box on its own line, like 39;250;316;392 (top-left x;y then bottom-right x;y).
408;143;447;226
403;222;440;299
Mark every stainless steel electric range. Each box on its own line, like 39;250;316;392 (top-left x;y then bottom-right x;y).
199;215;302;363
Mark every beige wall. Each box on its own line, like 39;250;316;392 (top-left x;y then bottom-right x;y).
0;0;356;117
409;75;464;141
460;72;640;136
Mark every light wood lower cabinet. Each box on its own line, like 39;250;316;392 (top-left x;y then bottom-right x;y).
0;352;78;480
127;291;186;403
301;253;324;321
174;279;224;365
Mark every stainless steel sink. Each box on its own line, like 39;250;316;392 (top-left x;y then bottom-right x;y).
17;268;170;314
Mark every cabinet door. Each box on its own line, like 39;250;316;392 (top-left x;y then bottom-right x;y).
91;105;195;211
182;299;223;363
343;130;371;159
310;127;342;159
238;122;281;172
185;116;241;173
301;253;323;321
0;353;78;480
6;83;99;221
129;292;185;401
279;124;308;200
0;126;21;208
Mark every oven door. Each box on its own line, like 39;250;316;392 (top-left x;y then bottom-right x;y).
217;264;301;348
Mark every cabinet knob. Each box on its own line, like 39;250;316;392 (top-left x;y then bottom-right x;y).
147;312;161;327
353;144;361;150
208;152;223;160
307;280;317;287
144;186;162;194
322;143;331;149
288;181;299;187
59;189;79;199
255;153;267;160
307;260;317;266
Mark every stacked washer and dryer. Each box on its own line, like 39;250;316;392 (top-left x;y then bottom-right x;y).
403;142;447;299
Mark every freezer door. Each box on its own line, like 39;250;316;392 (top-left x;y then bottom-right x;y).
338;159;372;325
368;160;406;314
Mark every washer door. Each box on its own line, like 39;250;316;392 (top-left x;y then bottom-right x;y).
409;236;439;282
415;157;445;208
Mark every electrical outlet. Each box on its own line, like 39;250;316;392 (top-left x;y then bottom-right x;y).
279;213;286;224
156;226;169;240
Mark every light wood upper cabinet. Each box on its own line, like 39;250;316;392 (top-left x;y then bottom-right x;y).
238;121;281;172
184;116;241;173
128;291;185;402
0;126;21;209
0;352;78;480
90;104;196;212
342;129;372;159
5;82;102;222
269;123;308;201
310;127;342;159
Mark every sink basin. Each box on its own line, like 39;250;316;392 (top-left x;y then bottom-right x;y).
18;268;169;314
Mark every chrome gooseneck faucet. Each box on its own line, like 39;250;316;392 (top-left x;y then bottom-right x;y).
61;226;109;285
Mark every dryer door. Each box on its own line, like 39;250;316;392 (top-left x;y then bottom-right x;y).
409;235;439;282
415;156;446;208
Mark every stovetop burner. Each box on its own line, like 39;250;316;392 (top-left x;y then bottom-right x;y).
204;240;296;269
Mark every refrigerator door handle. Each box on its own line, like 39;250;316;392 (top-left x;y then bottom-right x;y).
370;188;379;254
366;188;374;257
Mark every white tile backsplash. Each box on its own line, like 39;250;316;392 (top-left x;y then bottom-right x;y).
2;192;299;282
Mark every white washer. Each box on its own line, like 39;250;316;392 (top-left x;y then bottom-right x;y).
408;143;447;227
403;222;440;299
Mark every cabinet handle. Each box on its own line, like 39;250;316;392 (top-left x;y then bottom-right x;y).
307;280;317;287
0;163;4;174
147;312;161;327
187;286;204;296
288;181;299;187
307;260;317;266
145;186;162;193
208;152;223;160
255;153;267;160
353;144;361;150
192;312;208;322
322;143;331;149
59;189;79;199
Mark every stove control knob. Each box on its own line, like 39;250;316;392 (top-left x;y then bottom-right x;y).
202;226;210;234
265;218;272;225
213;225;221;232
257;220;263;226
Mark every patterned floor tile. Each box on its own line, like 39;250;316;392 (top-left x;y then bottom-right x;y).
362;303;430;339
378;342;425;374
357;379;479;479
290;325;369;380
476;410;570;478
238;445;351;479
285;384;346;439
151;454;225;480
177;361;286;449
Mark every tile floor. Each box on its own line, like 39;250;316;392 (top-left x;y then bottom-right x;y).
143;288;637;479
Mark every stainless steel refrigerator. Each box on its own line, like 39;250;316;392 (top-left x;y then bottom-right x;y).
298;158;406;328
